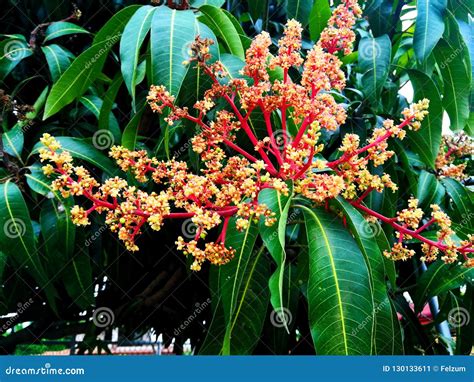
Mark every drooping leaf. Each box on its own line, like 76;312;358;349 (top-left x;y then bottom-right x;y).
358;35;392;106
120;5;155;103
258;182;294;332
150;6;196;97
43;21;90;42
41;44;74;81
43;6;140;119
334;198;403;354
441;178;474;238
198;5;245;59
301;205;374;355
405;69;443;168
413;0;447;63
434;39;470;131
0;180;57;311
219;221;269;355
2;125;23;159
0;37;33;80
416;170;445;210
414;261;474;311
122;106;145;149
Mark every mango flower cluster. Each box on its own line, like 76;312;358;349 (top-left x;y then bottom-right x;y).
435;132;473;181
38;0;473;269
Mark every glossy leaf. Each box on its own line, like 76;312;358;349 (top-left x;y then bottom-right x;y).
41;44;74;81
150;7;196;97
0;37;33;80
43;21;89;42
414;0;447;63
258;183;294;332
406;69;443;168
219;221;269;355
335;198;403;354
358;35;391;105
301;206;374;355
309;0;331;42
0;180;56;311
198;5;245;59
43;6;140;119
120;5;155;103
416;170;445;210
414;261;474;311
434;39;470;131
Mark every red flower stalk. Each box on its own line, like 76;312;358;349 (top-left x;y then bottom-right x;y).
38;0;473;269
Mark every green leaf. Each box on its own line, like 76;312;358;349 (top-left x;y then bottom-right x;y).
434;39;470;131
413;0;447;63
43;6;140;119
0;180;57;310
98;75;123;134
32;137;117;176
334;198;403;354
0;37;33;80
358;35;392;105
43;21;90;43
414;261;474;311
406;69;443;168
198;5;245;59
441;178;474;234
309;0;331;42
150;7;196;97
41;44;74;81
2;126;23;159
416;170;445;210
287;0;313;26
40;198;75;275
120;5;155;103
220;221;269;355
301;205;374;355
258;182;294;332
122;106;145;149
